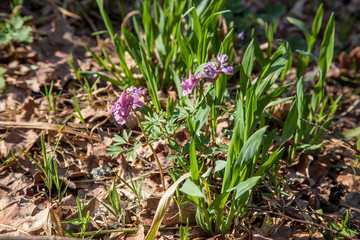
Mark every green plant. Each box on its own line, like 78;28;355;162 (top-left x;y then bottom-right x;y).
19;134;69;205
1;130;16;165
68;53;100;102
287;4;323;78
72;93;86;126
287;12;338;161
98;179;128;226
63;196;92;239
0;0;33;48
106;130;141;161
99;1;339;238
117;173;143;210
326;211;358;239
40;81;62;113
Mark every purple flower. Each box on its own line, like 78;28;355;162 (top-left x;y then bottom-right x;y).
126;87;144;107
111;87;144;125
180;69;202;96
237;32;245;40
204;53;233;77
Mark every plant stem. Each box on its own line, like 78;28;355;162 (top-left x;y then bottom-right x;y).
200;90;216;147
133;110;166;191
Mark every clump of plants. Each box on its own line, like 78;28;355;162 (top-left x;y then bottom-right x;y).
60;0;359;239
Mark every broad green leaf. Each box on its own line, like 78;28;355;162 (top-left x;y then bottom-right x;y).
193;86;214;133
255;53;289;97
10;16;24;29
232;126;267;187
179;178;205;198
256;148;284;176
234;176;261;200
241;39;255;80
122;27;142;63
214;160;226;173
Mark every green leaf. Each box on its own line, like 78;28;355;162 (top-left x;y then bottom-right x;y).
232;126;267;186
10;16;24;29
203;10;230;30
256;148;284;176
234;176;261;200
300;141;328;151
191;5;202;43
255;53;289;97
179;178;205;198
122;27;142;63
311;4;324;36
81;71;122;86
193;86;214;133
339;127;360;140
318;13;335;79
170;66;183;98
214;160;226;173
239;39;255;96
84;45;112;73
96;0;115;40
280;100;298;145
189;137;199;182
287;17;310;41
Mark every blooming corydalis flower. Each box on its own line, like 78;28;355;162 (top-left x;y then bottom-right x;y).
111;87;144;125
180;69;202;96
204;53;233;77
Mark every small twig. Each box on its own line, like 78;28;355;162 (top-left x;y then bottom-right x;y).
0;121;101;142
90;114;110;143
133;110;166;191
0;223;31;236
246;207;359;240
67;227;139;237
121;10;140;27
67;225;198;237
299;118;360;155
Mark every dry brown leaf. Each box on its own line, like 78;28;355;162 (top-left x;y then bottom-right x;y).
0;196;49;236
0;129;39;159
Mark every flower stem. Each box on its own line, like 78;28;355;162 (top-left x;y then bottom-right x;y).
201;90;216;147
133;110;166;191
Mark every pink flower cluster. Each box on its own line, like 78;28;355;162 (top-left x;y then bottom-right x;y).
180;70;202;96
111;87;144;125
180;53;233;96
204;53;234;77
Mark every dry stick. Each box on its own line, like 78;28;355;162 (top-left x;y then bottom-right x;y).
0;223;31;236
299;118;360;155
133;110;166;191
0;121;101;142
246;207;359;240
